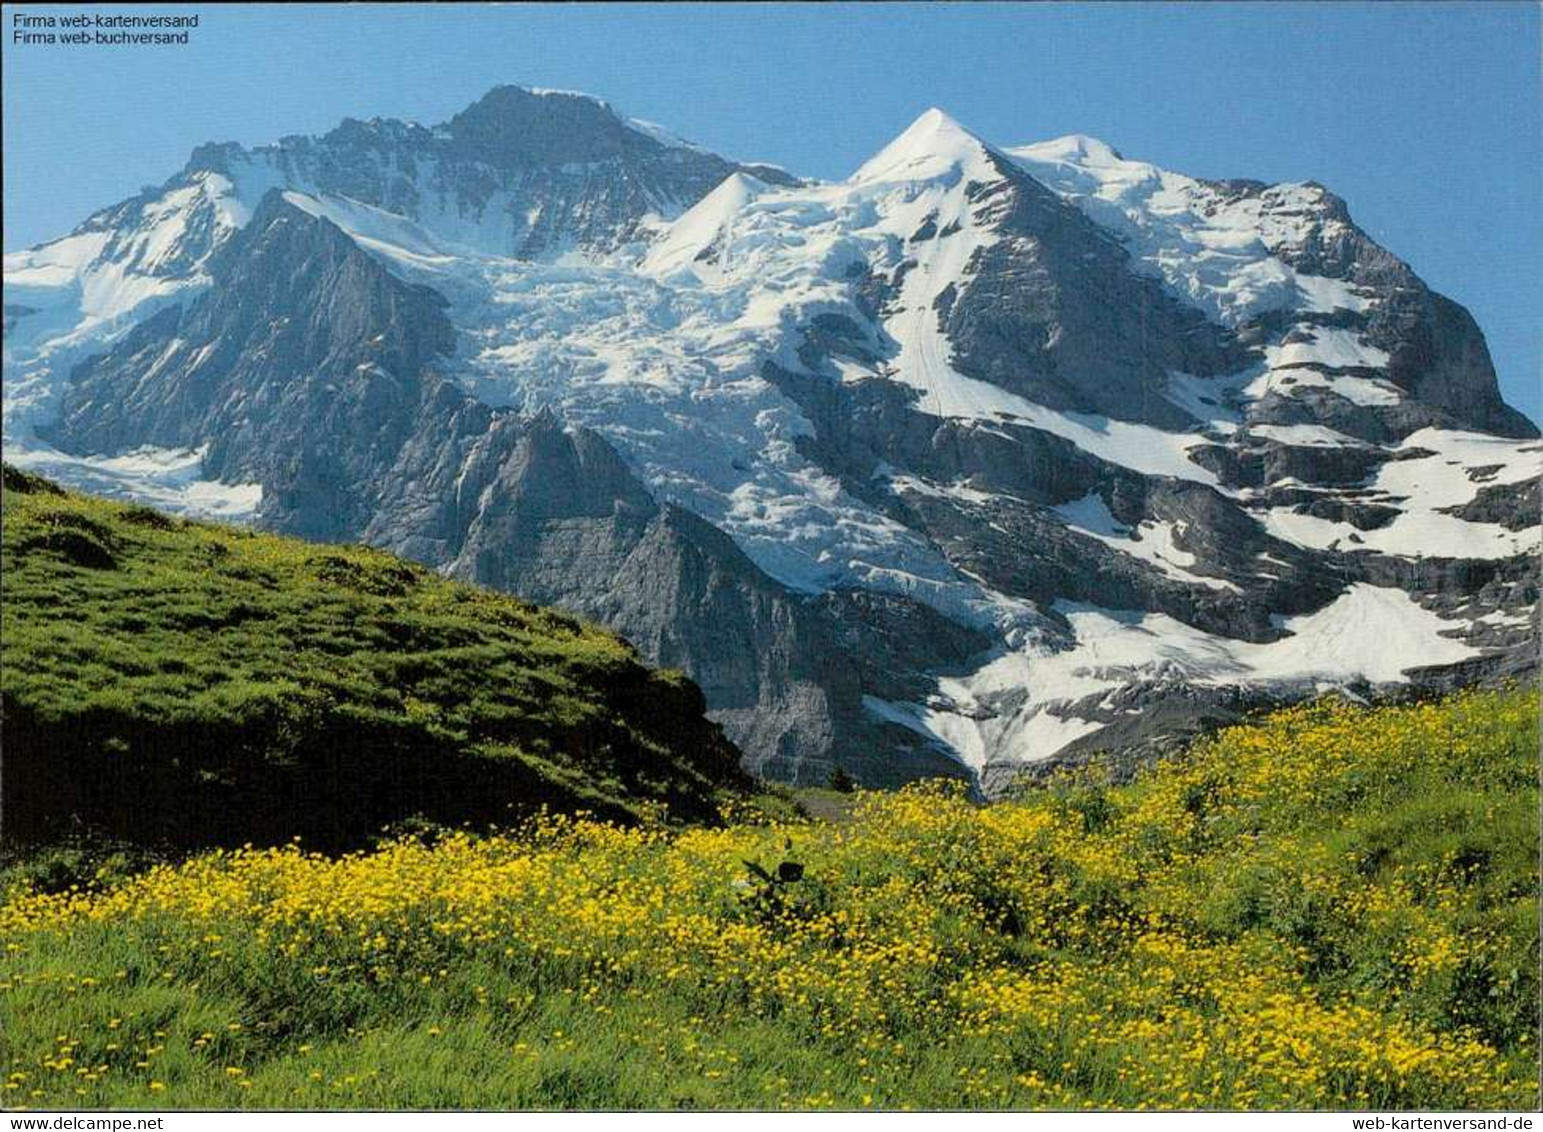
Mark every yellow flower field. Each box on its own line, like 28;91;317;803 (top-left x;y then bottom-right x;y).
2;687;1537;1110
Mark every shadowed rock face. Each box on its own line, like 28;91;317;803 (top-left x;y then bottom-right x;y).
49;197;458;541
761;357;1346;646
1233;184;1537;441
937;159;1250;430
186;86;799;260
17;97;1540;793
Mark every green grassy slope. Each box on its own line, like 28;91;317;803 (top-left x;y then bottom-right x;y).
0;466;745;848
1;687;1535;1110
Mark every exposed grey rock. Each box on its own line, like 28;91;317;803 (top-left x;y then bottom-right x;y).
935;158;1250;430
1215;182;1539;442
1442;475;1540;532
196;86;799;259
989;682;1278;792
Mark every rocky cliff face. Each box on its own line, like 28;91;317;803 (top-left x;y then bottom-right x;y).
7;91;1538;793
188;85;798;259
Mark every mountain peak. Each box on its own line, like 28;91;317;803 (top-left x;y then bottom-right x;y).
462;83;614;114
440;84;635;165
910;106;963;133
850;107;998;186
1009;133;1126;168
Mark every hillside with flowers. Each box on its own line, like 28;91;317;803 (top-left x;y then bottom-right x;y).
1;686;1536;1110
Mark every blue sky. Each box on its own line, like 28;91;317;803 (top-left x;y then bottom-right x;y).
4;2;1538;421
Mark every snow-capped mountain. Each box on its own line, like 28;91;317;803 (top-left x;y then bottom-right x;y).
6;87;1537;791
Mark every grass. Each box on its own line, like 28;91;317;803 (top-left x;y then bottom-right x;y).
1;687;1536;1110
0;465;745;849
